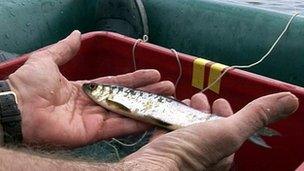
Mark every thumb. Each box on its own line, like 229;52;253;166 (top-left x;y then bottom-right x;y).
31;30;81;66
123;93;299;170
228;92;299;142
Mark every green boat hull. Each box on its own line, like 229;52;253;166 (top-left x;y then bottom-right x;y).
0;0;97;53
0;0;303;86
143;0;304;86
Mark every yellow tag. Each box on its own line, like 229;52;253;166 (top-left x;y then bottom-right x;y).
192;58;210;89
208;63;227;94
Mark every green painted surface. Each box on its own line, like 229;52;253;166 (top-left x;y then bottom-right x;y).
142;0;304;86
0;0;97;54
1;0;303;85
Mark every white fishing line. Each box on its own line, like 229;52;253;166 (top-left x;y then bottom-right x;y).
131;36;183;98
111;131;148;147
201;12;300;93
104;141;121;161
171;49;183;98
132;35;149;71
102;35;149;156
107;35;150;148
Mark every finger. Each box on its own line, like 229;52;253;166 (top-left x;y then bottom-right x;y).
101;81;175;120
32;30;81;65
124;93;298;170
207;155;234;171
150;128;168;142
81;112;151;144
96;80;174;139
228;92;298;141
182;99;190;106
98;117;151;139
138;81;175;96
212;98;233;117
92;69;161;88
190;93;211;113
296;162;304;171
180;92;299;167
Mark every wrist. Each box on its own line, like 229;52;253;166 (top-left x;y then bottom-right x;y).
121;155;180;171
6;78;23;114
6;77;30;144
0;124;3;145
0;80;23;144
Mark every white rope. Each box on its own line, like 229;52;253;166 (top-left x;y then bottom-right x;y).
111;131;148;147
201;12;299;93
104;141;120;161
132;35;149;71
171;49;183;98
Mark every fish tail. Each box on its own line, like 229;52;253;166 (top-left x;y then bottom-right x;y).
257;127;282;137
248;127;281;148
249;134;271;148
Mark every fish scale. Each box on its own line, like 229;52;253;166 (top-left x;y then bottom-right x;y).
91;84;213;129
83;83;281;148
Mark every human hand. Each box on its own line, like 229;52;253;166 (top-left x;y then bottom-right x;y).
123;92;299;170
7;31;175;147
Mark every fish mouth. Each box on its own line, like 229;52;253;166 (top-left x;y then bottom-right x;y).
82;83;99;93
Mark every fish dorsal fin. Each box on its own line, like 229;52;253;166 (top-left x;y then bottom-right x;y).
106;98;131;112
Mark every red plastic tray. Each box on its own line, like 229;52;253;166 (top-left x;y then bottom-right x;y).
0;32;303;171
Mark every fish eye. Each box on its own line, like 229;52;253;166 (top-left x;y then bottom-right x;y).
88;83;98;90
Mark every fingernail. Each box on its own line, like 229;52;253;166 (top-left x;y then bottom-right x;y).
277;92;299;115
64;30;81;40
71;30;81;35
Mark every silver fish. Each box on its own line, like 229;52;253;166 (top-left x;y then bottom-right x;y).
83;83;280;148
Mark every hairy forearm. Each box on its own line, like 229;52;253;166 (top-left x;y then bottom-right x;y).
0;147;115;171
0;124;3;145
0;147;168;171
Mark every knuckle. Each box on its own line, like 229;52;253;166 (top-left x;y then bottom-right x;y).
43;49;57;57
208;156;234;171
222;124;244;147
249;101;272;126
59;41;74;54
29;51;45;59
161;81;175;92
39;49;60;61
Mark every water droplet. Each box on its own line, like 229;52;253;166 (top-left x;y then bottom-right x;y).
60;10;64;14
26;23;30;27
9;11;16;17
4;34;9;39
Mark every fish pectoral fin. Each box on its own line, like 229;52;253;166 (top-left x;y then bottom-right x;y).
106;98;131;112
144;115;174;130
